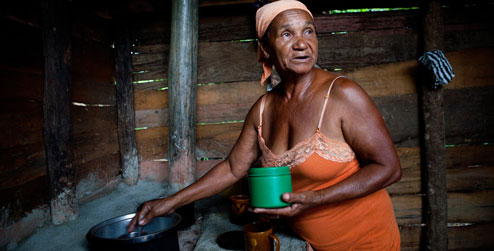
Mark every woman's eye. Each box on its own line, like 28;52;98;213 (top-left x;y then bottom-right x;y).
304;29;313;35
282;32;290;38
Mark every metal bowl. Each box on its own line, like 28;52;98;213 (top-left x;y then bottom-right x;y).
87;213;181;250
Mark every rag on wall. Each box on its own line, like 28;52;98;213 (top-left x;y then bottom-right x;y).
418;50;455;89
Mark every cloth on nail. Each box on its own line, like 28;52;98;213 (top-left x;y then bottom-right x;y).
418;50;455;89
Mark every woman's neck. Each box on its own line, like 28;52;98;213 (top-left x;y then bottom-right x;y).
277;68;317;101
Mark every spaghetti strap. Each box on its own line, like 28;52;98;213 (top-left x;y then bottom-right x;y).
317;76;344;130
259;94;267;128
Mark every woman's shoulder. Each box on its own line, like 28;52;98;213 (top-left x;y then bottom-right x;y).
318;72;369;105
243;92;269;127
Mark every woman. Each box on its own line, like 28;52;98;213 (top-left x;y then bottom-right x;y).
129;1;402;250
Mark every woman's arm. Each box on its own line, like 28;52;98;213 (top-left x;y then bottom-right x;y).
128;97;263;231
253;78;401;216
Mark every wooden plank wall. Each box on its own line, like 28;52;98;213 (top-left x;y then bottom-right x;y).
0;5;119;234
132;4;493;250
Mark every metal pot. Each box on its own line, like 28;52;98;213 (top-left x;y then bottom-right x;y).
86;213;181;251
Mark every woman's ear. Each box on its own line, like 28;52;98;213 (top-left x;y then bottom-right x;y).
259;42;270;60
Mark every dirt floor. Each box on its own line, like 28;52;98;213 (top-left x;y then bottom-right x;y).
11;181;202;251
11;180;305;251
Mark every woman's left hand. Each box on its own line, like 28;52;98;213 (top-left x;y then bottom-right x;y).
250;191;317;217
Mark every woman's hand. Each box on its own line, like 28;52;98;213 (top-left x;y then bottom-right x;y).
251;191;317;217
127;196;177;232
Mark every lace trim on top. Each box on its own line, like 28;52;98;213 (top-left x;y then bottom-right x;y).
257;76;355;168
258;127;355;168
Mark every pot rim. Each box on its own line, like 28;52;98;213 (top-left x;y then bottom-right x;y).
86;212;182;244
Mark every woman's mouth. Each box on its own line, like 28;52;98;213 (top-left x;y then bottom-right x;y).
293;55;310;61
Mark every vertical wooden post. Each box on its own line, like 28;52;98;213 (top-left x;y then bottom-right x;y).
420;0;448;249
41;0;78;224
168;0;199;193
115;14;139;186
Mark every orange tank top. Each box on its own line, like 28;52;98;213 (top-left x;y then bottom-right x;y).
257;76;400;250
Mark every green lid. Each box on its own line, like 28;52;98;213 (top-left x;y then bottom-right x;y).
248;166;290;177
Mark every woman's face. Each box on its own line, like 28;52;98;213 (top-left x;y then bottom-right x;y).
266;9;318;76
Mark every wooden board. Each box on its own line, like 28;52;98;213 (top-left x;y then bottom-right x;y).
391;190;494;225
446;222;494;250
0;176;49;227
0;101;43;149
135;81;266;127
132;6;491;44
343;48;494;97
75;153;121;201
72;106;119;165
399;223;494;250
0;19;43;74
0;70;43;102
133;40;262;85
72;38;115;105
131;8;493;83
136;122;245;161
444;86;494;145
183;145;493;196
136;83;494;157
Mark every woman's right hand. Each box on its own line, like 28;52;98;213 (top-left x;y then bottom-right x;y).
127;196;177;232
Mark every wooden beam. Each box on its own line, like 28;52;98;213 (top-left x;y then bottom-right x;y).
115;14;139;186
419;0;448;249
168;0;199;193
41;0;78;224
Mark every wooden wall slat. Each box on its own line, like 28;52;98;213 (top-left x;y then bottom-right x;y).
0;176;49;227
134;89;168;110
390;190;494;224
136;122;244;161
135;80;265;111
0;20;43;74
131;45;494;98
386;147;421;195
391;194;423;224
132;6;490;45
376;85;494;147
136;103;257;128
135;83;494;157
134;81;266;127
388;145;494;195
447;223;494;250
196;122;244;158
399;225;421;251
0;18;46;226
72;106;119;165
317;32;418;71
134;41;262;84
133;48;494;130
0;70;43;102
75;153;120;201
344;48;494;98
448;190;494;223
132;8;492;83
1;1;113;45
0;102;43;149
0;157;45;191
399;223;494;250
72;39;115;105
136;126;169;161
444;86;494;145
314;11;418;35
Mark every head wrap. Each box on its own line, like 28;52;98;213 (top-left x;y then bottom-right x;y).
255;0;313;85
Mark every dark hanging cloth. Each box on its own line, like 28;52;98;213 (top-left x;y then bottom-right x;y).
418;50;455;89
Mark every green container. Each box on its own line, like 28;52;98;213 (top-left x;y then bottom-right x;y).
248;166;292;208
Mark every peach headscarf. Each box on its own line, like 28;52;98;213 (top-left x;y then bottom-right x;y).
255;0;313;85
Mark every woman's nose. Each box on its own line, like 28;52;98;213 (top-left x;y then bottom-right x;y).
293;36;308;50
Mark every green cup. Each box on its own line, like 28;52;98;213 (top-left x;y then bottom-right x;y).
248;166;292;208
